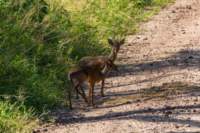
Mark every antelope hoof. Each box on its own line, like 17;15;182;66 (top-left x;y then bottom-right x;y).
76;95;79;99
101;93;105;97
69;105;73;110
87;102;96;107
84;99;89;104
92;104;98;108
87;102;91;107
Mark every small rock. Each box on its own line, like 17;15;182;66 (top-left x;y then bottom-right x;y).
152;118;156;122
125;101;132;104
175;125;180;128
149;63;154;66
136;99;141;102
172;10;176;13
194;98;198;102
43;129;48;132
33;130;40;133
108;110;113;113
143;37;148;40
127;43;132;46
193;109;197;113
186;124;191;127
136;36;141;39
147;108;153;111
165;105;172;110
186;5;192;10
188;56;194;59
165;111;173;115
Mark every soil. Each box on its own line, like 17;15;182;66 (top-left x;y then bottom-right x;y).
36;0;200;132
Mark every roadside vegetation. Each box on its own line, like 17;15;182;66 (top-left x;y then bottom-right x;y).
0;0;174;132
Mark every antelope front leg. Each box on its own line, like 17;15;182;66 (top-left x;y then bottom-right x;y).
100;79;105;97
68;87;72;109
89;81;95;107
74;85;88;104
79;86;88;104
75;88;79;99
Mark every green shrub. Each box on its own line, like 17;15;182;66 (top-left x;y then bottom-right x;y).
0;0;111;111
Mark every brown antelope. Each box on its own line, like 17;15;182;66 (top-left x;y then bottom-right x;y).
77;38;125;97
68;59;118;108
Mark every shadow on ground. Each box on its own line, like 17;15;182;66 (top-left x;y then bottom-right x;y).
96;82;200;109
110;49;200;77
58;49;200;128
56;82;200;129
56;103;200;128
106;49;200;91
122;49;200;74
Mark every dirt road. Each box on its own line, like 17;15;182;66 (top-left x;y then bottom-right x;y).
38;0;200;132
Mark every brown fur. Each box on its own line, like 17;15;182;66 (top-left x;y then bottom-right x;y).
77;38;125;97
68;60;118;108
68;38;124;109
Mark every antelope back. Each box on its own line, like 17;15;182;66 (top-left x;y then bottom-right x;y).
78;56;108;72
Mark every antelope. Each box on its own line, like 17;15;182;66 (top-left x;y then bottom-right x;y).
77;38;125;97
68;59;118;109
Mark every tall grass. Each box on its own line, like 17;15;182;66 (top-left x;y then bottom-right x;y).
0;101;38;133
0;0;173;132
61;0;174;43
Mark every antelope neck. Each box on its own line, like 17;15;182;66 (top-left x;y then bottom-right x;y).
101;64;109;75
108;48;116;62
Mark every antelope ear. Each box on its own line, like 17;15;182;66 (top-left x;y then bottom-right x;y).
108;38;114;46
120;38;125;45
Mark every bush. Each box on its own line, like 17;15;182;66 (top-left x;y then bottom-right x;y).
0;0;111;111
0;0;68;111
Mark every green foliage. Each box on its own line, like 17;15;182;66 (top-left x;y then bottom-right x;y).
63;0;174;43
0;0;69;111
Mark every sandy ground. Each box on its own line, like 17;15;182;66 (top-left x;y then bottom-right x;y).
36;0;200;132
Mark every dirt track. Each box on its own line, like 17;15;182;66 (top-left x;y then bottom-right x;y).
38;0;200;132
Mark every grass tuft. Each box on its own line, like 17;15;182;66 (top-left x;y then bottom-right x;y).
0;101;38;133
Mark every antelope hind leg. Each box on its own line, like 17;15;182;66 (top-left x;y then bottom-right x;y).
100;79;105;97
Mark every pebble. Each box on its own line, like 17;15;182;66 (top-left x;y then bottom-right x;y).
42;129;48;132
186;5;192;10
175;125;180;128
186;124;191;127
33;130;40;133
143;37;148;40
165;111;173;115
172;10;176;13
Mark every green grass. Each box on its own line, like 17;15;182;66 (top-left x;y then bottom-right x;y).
0;101;38;133
0;0;174;132
62;0;174;42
